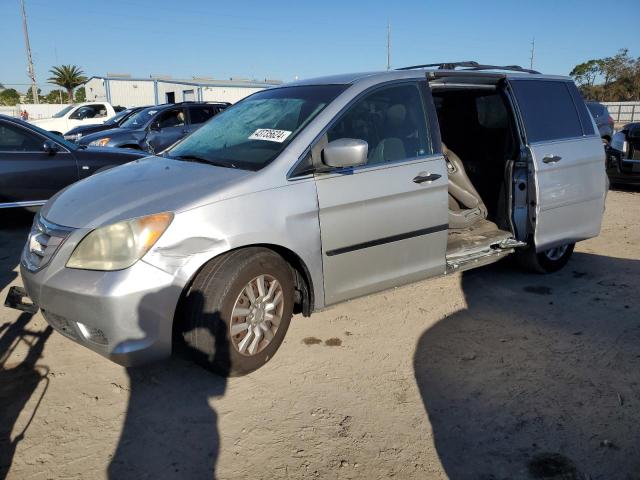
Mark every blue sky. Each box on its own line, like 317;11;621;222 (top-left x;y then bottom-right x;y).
2;0;639;93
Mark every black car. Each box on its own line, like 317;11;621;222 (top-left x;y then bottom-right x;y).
0;115;147;209
63;106;148;142
78;102;229;153
585;101;615;143
608;122;640;186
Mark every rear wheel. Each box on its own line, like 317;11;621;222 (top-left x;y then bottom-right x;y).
517;242;575;273
176;247;294;376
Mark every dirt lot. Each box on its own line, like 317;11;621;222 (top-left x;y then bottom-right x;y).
1;189;639;480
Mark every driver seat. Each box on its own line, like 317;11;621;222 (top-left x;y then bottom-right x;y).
444;143;488;229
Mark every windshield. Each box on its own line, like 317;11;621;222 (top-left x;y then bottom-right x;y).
167;85;346;170
106;108;132;125
120;107;159;129
52;105;75;118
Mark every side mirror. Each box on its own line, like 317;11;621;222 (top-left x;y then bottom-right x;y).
43;140;60;155
322;138;368;169
149;121;161;132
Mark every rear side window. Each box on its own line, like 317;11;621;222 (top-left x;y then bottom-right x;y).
511;80;584;142
189;105;218;125
0;122;42;151
568;84;595;136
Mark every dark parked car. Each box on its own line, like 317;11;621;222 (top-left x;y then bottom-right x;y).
586;101;615;143
608;122;640;186
0;115;147;209
78;102;229;153
63;106;148;142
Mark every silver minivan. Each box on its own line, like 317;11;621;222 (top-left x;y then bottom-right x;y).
12;63;607;376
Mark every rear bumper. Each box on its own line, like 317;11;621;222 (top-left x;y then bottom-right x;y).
21;259;183;367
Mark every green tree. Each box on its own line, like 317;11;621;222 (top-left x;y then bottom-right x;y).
24;87;43;103
74;86;86;103
0;88;20;106
571;49;640;101
570;60;599;87
47;65;87;102
44;89;67;104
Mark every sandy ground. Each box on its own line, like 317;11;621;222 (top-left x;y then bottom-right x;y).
1;189;639;480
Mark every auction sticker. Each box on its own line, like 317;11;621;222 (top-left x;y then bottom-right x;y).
249;128;292;143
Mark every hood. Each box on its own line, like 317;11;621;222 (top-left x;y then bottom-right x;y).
30;118;58;128
78;127;140;145
65;123;114;136
41;156;252;228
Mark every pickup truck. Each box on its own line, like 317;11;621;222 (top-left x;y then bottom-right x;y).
30;102;122;136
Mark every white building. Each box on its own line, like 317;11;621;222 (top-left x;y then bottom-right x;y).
83;74;281;107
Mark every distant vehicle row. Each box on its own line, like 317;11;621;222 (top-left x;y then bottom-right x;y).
77;102;229;153
609;122;640;186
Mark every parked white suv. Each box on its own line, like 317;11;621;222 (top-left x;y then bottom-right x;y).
11;62;607;376
30;102;119;136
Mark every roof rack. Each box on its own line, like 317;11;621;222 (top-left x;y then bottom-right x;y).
396;61;540;75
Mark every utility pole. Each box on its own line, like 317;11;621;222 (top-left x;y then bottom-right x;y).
529;37;535;70
386;19;391;71
20;0;39;104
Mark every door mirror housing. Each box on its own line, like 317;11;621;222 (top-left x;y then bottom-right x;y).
322;138;368;169
149;121;161;132
43;140;60;155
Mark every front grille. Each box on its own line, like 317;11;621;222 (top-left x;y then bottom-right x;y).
22;215;74;272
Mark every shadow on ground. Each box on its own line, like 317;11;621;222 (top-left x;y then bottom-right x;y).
0;209;48;480
108;289;229;479
0;209;32;293
0;313;52;480
414;253;640;480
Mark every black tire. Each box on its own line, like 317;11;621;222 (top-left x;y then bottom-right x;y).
517;242;575;274
175;247;294;377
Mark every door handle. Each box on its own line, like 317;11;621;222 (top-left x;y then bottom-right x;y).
542;154;562;164
413;173;441;184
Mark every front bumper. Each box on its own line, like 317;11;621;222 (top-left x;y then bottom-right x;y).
20;240;183;366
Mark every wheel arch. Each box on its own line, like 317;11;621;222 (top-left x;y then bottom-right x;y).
173;243;315;340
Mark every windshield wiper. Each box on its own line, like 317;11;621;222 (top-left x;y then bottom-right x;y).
170;155;239;169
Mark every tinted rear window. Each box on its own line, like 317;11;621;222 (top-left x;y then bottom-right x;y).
511;80;584;142
189;105;218;125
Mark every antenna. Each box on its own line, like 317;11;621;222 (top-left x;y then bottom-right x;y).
529;37;535;70
386;19;391;71
20;0;39;104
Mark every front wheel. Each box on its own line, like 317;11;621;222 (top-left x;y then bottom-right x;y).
176;248;294;376
517;242;575;273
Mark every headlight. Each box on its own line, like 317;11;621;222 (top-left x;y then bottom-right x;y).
89;137;110;147
66;212;173;271
64;133;82;141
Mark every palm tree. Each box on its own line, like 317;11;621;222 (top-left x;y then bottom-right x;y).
47;65;87;103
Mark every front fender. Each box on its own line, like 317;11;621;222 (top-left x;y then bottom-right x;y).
143;180;326;309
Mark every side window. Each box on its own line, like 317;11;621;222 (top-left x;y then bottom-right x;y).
156;109;185;129
327;83;431;165
510;80;584;142
188;106;217;125
0;122;43;151
567;84;595;136
70;104;107;120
